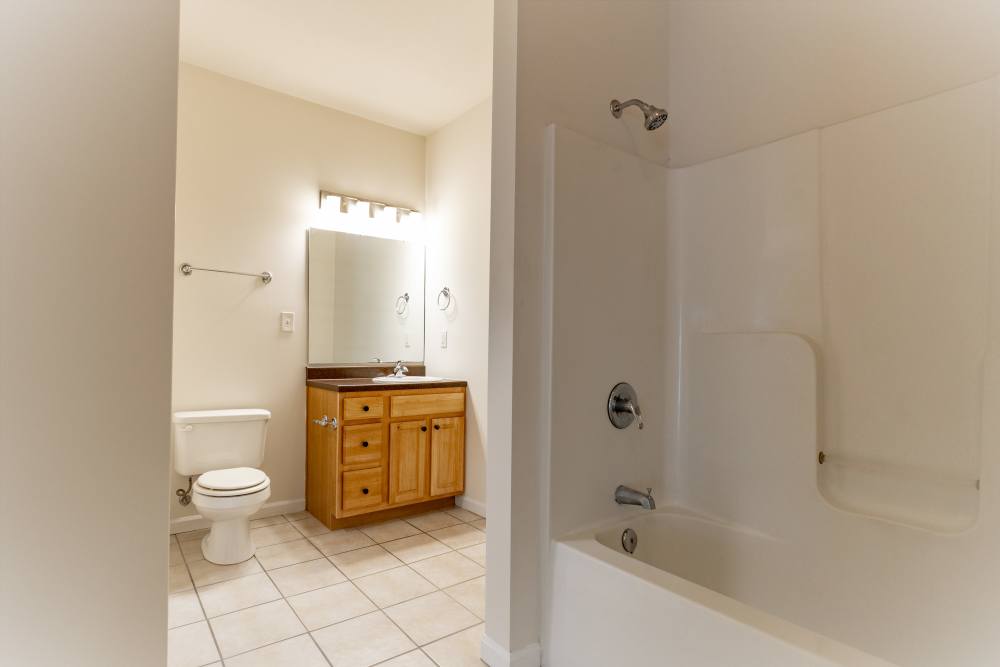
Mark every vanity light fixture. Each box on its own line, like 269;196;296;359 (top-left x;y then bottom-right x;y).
317;190;425;242
319;190;420;224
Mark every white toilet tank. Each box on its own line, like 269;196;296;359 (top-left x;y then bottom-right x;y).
172;409;270;476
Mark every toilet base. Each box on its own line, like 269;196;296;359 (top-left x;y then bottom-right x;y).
191;484;270;565
201;516;254;565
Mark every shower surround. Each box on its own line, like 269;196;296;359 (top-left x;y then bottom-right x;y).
542;74;1000;666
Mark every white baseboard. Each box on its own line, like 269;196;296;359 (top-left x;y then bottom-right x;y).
170;498;306;535
481;635;541;667
456;494;487;518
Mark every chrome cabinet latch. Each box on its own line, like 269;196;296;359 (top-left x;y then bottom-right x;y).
312;415;338;429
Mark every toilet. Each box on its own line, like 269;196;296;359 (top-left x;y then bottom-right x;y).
172;409;272;565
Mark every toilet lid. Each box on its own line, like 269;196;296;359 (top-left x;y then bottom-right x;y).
197;467;268;491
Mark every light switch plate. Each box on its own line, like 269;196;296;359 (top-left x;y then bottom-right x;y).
280;312;294;332
440;330;448;349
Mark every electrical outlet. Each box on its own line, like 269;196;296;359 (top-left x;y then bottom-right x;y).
440;330;448;349
280;312;294;332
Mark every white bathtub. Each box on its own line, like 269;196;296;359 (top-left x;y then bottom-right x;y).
546;508;895;666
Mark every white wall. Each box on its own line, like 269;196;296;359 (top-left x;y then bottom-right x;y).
173;64;425;522
425;99;493;515
486;1;672;663
0;3;178;665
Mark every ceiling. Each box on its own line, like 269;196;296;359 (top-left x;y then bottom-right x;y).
180;0;493;135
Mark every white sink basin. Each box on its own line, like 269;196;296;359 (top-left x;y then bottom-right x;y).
372;375;445;383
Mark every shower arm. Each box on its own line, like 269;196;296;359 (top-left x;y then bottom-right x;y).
610;98;651;117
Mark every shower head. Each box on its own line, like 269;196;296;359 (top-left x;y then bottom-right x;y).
610;98;668;131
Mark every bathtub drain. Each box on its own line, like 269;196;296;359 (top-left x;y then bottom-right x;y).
621;527;638;554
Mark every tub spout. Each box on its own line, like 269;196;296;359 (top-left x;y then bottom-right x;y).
615;485;655;510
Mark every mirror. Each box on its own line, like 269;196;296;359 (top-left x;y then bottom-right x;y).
308;229;425;364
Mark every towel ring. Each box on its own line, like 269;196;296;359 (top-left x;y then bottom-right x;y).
394;292;410;315
437;287;452;311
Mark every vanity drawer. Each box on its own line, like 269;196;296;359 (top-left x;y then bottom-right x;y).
390;392;465;418
342;423;384;466
343;395;383;421
341;468;384;512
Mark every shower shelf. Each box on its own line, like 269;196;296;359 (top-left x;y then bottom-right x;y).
818;451;980;491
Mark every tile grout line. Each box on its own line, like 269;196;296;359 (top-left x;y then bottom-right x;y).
439;577;487;621
309;518;459;656
256;554;336;667
383;590;482;646
213;630;314;665
169;511;485;665
300;521;479;661
332;570;428;657
178;534;226;666
418;620;488;665
171;567;480;633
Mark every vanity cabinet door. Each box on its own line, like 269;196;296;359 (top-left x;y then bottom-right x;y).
306;387;338;523
430;417;465;497
389;420;428;505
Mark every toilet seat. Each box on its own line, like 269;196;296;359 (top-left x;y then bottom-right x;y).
195;467;270;497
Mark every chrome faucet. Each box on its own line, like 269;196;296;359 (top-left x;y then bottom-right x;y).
392;360;409;377
615;485;655;510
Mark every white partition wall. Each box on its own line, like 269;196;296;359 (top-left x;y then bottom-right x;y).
0;3;179;665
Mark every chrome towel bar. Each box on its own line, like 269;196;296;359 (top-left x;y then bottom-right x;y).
179;263;272;285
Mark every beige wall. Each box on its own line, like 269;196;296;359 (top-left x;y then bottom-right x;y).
172;64;425;522
425;99;493;515
0;3;178;665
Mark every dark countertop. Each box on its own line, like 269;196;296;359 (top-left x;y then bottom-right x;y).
306;377;468;393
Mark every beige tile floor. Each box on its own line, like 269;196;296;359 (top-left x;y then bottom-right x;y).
168;508;486;667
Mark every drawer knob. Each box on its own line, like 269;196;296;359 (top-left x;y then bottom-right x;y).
362;441;369;448
362;487;369;495
421;426;427;432
363;405;370;412
434;424;440;430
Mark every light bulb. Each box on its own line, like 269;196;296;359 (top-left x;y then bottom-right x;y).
353;200;372;218
322;194;341;211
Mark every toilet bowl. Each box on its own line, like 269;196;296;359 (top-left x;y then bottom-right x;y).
192;467;271;564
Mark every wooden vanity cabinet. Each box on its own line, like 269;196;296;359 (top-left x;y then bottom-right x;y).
306;385;466;529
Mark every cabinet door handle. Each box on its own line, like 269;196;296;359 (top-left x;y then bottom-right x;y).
363;405;370;412
434;424;441;430
313;415;337;429
361;441;369;448
361;487;369;495
420;426;427;432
